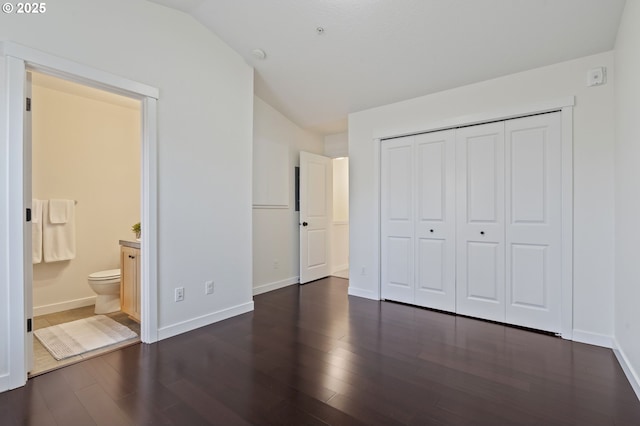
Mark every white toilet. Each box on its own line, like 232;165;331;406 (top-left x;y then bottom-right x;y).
87;269;121;314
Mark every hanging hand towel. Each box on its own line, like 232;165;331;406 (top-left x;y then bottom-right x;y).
43;199;76;262
49;199;70;224
32;199;44;264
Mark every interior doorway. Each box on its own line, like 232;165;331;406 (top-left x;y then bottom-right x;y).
298;151;349;284
4;42;159;390
330;157;349;279
28;71;142;376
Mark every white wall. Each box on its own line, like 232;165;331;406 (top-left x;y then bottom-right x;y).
614;0;640;397
253;96;324;294
324;132;348;158
0;0;254;391
349;52;616;340
31;79;140;315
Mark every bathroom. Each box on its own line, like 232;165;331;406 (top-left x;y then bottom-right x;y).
30;71;142;375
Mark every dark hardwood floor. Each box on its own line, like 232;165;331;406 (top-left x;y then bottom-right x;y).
2;277;639;425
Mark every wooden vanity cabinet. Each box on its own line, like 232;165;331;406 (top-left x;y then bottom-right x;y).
120;245;141;322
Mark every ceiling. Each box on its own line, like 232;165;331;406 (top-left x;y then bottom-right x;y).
148;0;626;135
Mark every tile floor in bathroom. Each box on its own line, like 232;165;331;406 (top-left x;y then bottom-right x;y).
30;306;140;377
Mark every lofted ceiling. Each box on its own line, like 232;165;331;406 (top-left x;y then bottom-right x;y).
148;0;626;135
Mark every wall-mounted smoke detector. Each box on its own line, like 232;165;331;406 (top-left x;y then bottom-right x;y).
252;49;267;60
587;67;606;87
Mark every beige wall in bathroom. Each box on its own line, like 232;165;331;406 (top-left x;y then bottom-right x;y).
31;75;141;315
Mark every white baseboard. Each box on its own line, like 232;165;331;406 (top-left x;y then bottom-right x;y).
348;286;379;301
157;301;254;341
613;338;640;401
331;264;349;274
0;373;9;393
571;329;613;348
33;296;96;317
253;276;299;296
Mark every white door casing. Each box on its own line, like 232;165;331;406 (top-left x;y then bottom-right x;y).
3;41;159;391
299;151;332;284
505;113;562;332
24;71;33;373
456;122;506;323
381;136;415;303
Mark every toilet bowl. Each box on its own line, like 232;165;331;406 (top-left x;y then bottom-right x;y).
88;269;121;314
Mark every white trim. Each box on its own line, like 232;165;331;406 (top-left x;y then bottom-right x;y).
370;100;574;337
331;264;349;274
157;301;254;340
0;374;9;391
613;338;640;401
560;106;574;339
253;277;299;296
3;41;159;390
571;330;613;348
140;97;158;344
348;286;379;300
373;97;575;140
2;42;158;99
33;296;96;317
7;55;27;390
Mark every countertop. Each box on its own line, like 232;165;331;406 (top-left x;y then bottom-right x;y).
119;239;140;249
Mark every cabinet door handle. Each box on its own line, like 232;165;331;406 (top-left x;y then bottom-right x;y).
480;231;485;235
429;229;434;233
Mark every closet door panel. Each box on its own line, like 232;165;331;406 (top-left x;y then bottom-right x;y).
414;131;456;311
505;113;562;332
456;122;505;322
381;137;415;304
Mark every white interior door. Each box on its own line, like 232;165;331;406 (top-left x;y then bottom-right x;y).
456;122;506;322
299;151;332;284
381;137;415;303
414;131;456;311
505;113;562;332
24;71;33;373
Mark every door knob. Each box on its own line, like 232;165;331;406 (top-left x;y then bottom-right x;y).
302;222;308;227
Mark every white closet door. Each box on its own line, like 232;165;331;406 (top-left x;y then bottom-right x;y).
381;136;414;304
414;131;456;311
505;113;562;332
456;122;506;322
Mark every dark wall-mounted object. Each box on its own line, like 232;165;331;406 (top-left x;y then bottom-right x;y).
294;166;300;212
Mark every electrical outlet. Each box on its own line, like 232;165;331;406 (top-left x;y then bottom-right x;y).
205;280;214;295
361;267;366;276
273;260;279;269
175;287;184;302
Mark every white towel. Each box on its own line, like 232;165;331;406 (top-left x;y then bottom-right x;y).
43;199;76;262
32;199;44;264
49;199;69;224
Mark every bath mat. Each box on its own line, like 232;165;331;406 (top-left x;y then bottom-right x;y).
34;315;137;360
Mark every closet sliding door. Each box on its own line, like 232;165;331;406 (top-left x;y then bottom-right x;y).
505;113;562;333
381;131;456;311
414;131;456;311
381;136;415;304
455;122;506;322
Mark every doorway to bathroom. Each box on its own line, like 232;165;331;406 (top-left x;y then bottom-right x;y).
28;71;143;376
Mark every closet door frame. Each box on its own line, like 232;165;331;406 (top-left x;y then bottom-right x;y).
374;97;574;339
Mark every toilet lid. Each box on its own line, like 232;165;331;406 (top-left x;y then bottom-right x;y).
88;268;121;280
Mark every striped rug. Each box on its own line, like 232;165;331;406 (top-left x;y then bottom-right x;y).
34;315;137;360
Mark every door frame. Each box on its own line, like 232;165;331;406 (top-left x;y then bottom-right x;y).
3;41;159;390
372;97;574;339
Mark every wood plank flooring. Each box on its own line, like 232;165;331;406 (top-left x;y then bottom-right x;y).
3;277;639;425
